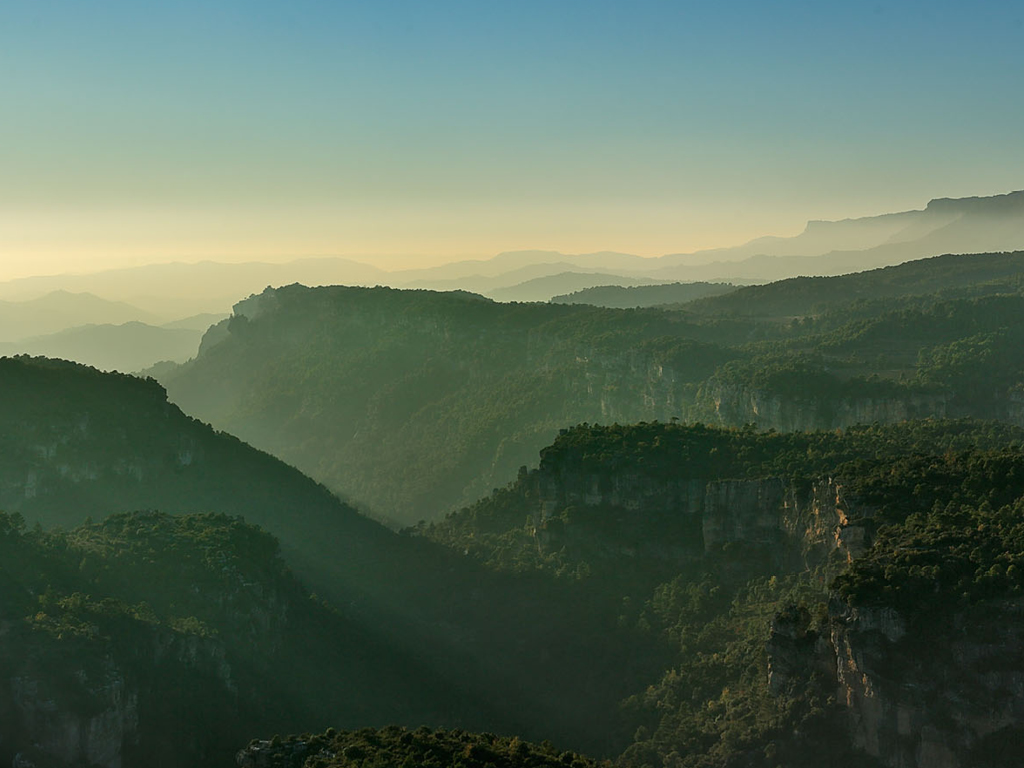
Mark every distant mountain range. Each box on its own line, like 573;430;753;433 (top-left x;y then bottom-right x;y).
0;290;163;342
0;258;390;317
0;321;203;372
2;191;1021;317
485;271;658;303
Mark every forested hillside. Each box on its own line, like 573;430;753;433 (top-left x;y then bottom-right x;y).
157;252;1024;526
159;286;735;524
6;352;1024;767
0;511;466;768
0;357;666;764
550;281;736;308
419;420;1024;768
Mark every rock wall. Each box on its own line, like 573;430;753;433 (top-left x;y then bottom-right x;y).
6;665;138;768
702;381;950;432
528;463;865;571
826;598;1024;768
0;628;235;768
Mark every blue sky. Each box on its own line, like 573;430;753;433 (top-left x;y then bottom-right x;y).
2;0;1022;276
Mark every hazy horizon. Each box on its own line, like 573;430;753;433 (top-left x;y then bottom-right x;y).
3;187;1023;284
4;1;1023;282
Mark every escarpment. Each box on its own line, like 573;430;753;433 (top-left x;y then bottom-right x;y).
701;378;952;432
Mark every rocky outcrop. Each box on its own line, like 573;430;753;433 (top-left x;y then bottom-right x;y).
826;598;1024;768
766;605;834;697
703;381;949;432
764;594;1024;768
8;667;138;768
1007;388;1024;429
0;626;237;768
529;462;867;570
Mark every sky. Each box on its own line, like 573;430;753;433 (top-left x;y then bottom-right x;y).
1;0;1023;279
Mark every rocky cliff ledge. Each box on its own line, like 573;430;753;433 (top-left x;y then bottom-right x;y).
702;380;950;432
528;462;864;572
766;591;1024;768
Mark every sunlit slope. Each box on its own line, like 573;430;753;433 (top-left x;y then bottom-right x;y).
0;355;663;757
159;286;734;524
160;252;1024;525
0;511;473;768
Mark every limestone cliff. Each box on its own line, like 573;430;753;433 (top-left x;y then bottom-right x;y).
825;598;1024;768
0;626;234;768
701;379;950;432
525;460;861;573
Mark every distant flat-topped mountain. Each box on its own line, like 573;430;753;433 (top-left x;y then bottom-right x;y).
4;191;1022;321
649;190;1024;281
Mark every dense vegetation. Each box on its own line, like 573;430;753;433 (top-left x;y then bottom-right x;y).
238;726;612;768
156;252;1024;528
158;286;736;524
0;511;299;766
0;357;670;763
8;248;1024;768
7;358;1024;766
550;281;736;308
419;420;1024;768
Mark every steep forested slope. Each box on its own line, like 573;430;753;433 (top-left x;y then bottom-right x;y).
421;421;1024;768
9;355;1024;768
0;512;464;768
156;253;1024;526
158;286;735;523
0;356;664;761
550;281;736;308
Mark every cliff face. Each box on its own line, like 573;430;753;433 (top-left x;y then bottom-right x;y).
526;459;863;574
0;627;234;768
7;668;138;768
528;453;1024;767
765;583;1024;768
703;381;950;432
1007;389;1024;429
825;599;1024;768
161;286;737;524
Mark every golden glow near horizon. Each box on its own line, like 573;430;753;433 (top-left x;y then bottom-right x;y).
0;200;796;280
0;190;985;282
3;3;1023;283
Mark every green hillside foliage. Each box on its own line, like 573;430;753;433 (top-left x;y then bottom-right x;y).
155;253;1024;528
0;356;670;760
419;420;1024;768
551;281;737;308
0;511;287;766
239;726;613;768
158;286;739;523
682;251;1024;318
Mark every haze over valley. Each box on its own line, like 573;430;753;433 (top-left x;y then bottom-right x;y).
4;1;1024;766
